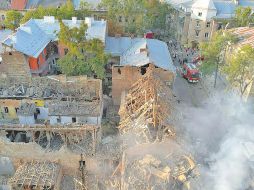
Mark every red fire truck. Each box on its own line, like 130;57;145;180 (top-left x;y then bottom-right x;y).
181;63;201;83
144;31;154;39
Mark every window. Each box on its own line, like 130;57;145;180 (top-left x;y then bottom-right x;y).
195;30;200;37
118;16;122;23
117;68;121;74
72;117;76;123
198;12;202;16
57;117;61;123
36;108;40;114
4;107;8;113
205;33;209;38
1;15;5;20
196;21;200;27
125;17;128;22
15;107;19;113
206;22;211;27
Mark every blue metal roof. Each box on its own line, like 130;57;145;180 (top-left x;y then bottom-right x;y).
2;17;107;58
106;37;176;73
213;1;236;19
3;19;51;58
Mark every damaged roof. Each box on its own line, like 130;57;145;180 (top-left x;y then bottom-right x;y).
231;27;254;48
106;37;176;72
3;17;107;58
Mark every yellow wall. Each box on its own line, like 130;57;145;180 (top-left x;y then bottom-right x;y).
0;99;21;119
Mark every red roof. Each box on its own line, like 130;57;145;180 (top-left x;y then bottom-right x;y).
11;0;27;10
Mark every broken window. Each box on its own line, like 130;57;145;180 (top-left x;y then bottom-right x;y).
57;117;61;123
15;107;19;113
118;68;121;74
72;117;76;123
205;33;209;38
141;67;147;75
198;12;202;17
4;107;8;113
206;22;211;27
36;108;40;114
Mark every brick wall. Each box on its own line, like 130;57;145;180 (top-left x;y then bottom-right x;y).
112;64;175;105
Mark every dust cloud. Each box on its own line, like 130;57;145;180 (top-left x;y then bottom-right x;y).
178;92;254;190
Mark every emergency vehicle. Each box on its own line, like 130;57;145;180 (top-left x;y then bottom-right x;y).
181;63;200;83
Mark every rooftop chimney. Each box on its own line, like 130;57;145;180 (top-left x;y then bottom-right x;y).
44;16;55;23
85;17;94;27
233;0;239;5
72;17;77;24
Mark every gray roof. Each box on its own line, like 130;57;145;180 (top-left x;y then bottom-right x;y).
3;19;51;58
2;17;107;58
106;37;176;72
171;0;254;19
213;1;236;19
0;30;12;54
26;0;67;9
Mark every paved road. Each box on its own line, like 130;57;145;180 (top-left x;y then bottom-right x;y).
168;41;210;107
173;75;208;107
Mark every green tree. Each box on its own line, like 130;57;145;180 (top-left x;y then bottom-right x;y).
222;45;254;97
76;1;91;19
21;0;75;23
234;7;254;27
57;20;109;78
200;31;237;75
100;0;172;35
4;10;23;30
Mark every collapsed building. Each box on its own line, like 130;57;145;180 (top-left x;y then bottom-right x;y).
9;160;62;190
118;141;199;190
105;37;176;105
118;68;176;146
0;75;103;126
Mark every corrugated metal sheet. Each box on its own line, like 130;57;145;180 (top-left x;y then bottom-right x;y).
3;17;107;58
3;19;51;58
106;37;176;72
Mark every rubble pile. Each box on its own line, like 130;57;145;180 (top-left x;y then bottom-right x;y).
120;142;199;190
118;70;176;146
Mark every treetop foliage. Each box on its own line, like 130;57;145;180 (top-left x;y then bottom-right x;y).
57;20;109;78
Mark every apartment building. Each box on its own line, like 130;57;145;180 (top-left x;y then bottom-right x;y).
165;0;254;47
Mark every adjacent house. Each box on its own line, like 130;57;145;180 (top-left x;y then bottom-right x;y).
165;0;254;47
106;37;176;105
227;27;254;103
1;16;107;76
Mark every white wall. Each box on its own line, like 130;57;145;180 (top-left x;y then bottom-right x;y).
18;115;35;125
50;116;73;125
77;116;99;125
36;107;49;120
191;8;217;21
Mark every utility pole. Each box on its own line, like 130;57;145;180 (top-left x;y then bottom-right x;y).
214;60;219;88
79;154;86;190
